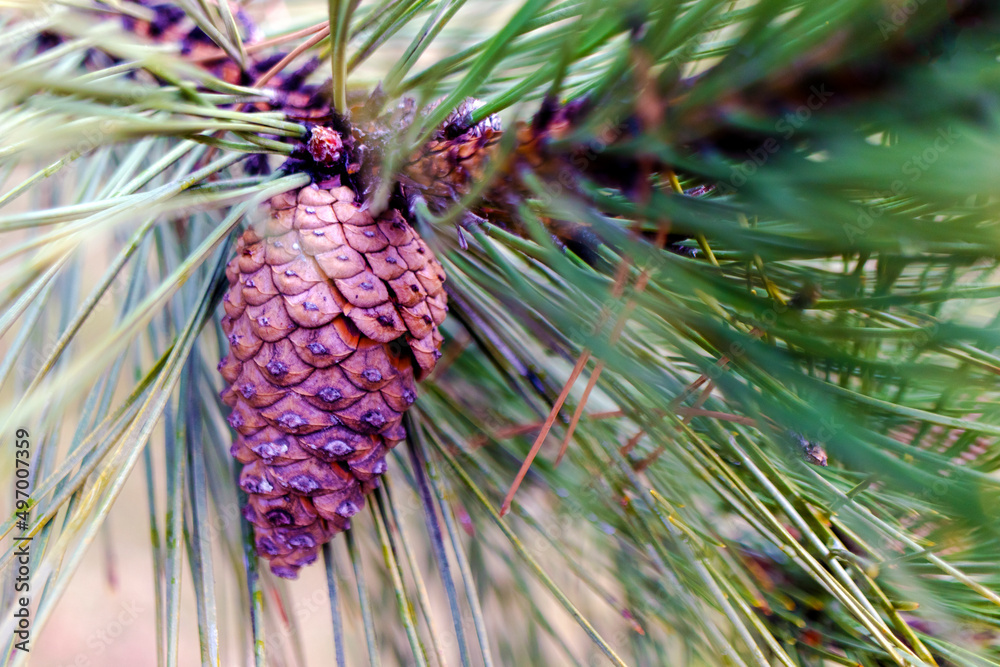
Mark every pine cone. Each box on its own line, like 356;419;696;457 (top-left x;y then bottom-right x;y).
125;2;331;122
218;129;447;578
404;98;502;203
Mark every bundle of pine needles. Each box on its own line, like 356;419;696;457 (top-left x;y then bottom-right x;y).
1;1;999;665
